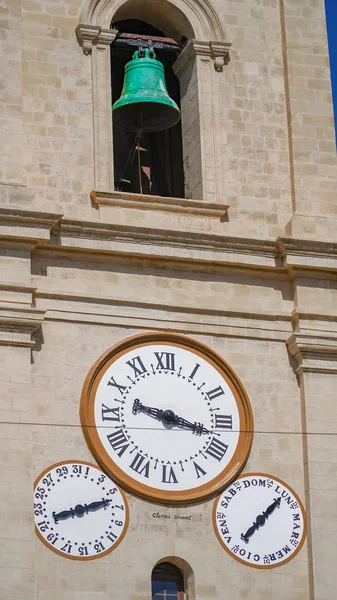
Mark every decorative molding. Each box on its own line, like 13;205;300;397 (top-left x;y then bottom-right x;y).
0;305;45;347
91;189;230;218
76;24;100;54
54;218;278;268
287;331;337;374
1;210;337;276
174;39;231;75
277;236;337;272
79;0;226;42
0;207;62;227
209;41;231;71
76;24;117;54
0;208;63;245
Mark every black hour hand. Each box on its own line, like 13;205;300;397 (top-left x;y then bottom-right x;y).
240;497;281;543
132;398;161;420
52;498;112;523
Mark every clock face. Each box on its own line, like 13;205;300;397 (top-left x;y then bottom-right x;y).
80;333;253;504
213;473;306;568
34;461;128;560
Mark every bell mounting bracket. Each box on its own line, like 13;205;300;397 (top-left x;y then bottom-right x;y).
112;35;181;57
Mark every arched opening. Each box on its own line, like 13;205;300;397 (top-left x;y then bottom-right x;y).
111;0;195;43
151;561;185;600
78;0;228;198
110;18;185;197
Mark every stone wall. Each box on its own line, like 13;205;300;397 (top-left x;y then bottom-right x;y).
0;0;336;599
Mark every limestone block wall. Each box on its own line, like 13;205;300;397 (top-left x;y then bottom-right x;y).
0;213;335;598
27;318;308;600
0;0;335;236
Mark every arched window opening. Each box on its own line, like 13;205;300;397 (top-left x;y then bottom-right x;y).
111;19;185;198
152;561;185;600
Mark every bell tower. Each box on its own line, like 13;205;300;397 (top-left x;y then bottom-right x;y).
1;0;337;598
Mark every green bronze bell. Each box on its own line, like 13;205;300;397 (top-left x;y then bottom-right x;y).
112;48;181;133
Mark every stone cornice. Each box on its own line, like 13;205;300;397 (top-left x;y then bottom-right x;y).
0;208;62;245
277;236;337;272
55;218;278;270
287;331;337;374
58;219;275;255
76;24;117;54
1;208;337;275
173;39;231;75
0;305;45;347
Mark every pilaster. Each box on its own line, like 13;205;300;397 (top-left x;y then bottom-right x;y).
173;40;231;203
76;25;117;191
287;329;337;600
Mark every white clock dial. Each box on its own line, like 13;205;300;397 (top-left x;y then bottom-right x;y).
81;333;253;504
34;461;128;560
213;473;306;568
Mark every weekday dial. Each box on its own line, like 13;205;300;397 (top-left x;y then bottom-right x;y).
34;461;128;560
80;333;253;504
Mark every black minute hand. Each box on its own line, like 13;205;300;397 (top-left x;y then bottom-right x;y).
132;399;211;435
174;415;211;435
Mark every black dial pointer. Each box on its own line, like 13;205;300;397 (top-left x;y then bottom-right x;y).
240;497;281;543
52;498;112;523
132;398;211;435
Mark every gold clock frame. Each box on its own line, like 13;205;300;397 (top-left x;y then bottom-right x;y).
80;332;254;505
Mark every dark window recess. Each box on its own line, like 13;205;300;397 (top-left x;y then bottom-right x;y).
111;20;185;198
152;562;185;600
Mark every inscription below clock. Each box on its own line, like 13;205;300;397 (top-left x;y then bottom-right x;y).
213;473;306;568
80;333;253;504
34;461;128;560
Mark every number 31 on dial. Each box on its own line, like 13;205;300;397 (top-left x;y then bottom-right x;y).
80;333;254;505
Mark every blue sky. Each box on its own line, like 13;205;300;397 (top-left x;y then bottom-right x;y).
325;0;337;144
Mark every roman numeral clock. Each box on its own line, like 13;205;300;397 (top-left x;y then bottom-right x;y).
80;333;254;504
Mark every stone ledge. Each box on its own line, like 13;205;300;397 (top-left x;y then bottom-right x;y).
277;237;337;272
51;220;279;270
0;208;63;244
0;282;36;293
287;331;337;374
1;209;337;274
91;189;230;219
0;305;45;347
